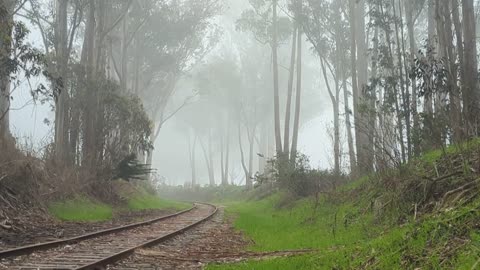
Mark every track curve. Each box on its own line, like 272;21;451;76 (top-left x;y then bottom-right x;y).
0;203;217;270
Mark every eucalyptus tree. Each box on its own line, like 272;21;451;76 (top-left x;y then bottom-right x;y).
0;0;46;150
302;0;349;175
462;0;479;136
133;0;221;171
0;0;16;147
236;0;291;157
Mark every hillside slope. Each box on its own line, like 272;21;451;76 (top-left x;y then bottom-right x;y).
209;142;480;269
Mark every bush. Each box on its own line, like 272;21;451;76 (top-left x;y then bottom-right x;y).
256;153;347;198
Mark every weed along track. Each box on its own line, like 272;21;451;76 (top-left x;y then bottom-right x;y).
0;203;217;270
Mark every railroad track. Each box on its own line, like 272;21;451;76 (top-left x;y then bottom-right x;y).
0;203;217;270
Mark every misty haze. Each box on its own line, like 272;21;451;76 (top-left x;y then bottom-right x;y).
0;0;479;269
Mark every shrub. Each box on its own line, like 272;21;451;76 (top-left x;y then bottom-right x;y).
256;153;347;198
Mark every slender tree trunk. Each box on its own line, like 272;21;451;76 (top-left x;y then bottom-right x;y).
82;0;97;167
54;0;69;165
440;0;463;143
393;0;408;163
272;0;283;155
320;57;340;175
406;0;420;156
121;7;128;92
283;27;297;158
187;132;197;187
200;134;215;186
224;123;230;185
423;0;435;150
290;28;303;163
0;0;15;147
348;0;359;175
340;51;356;174
220;131;225;184
462;0;479;135
452;0;465;140
355;0;374;173
247;127;255;187
238;123;250;189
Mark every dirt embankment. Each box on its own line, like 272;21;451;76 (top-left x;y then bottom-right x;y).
0;146;177;250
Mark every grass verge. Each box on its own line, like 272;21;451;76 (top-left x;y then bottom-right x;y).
207;194;480;269
48;197;113;222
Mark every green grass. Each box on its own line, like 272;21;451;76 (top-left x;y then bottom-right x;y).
127;193;190;211
208;194;480;269
208;255;319;270
420;137;480;165
49;192;190;222
223;194;372;252
49;197;113;222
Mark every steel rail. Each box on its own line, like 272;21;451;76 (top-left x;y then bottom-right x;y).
77;203;218;270
0;205;196;259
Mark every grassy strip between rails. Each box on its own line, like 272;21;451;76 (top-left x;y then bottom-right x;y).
208;194;480;269
48;197;113;222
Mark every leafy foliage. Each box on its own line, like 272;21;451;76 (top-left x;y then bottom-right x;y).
236;0;291;45
114;154;153;181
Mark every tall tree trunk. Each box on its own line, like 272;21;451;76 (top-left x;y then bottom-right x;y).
121;7;128;92
462;0;479;136
223;123;230;185
290;26;303;163
247;127;255;188
340;42;356;174
283;26;297;158
393;0;408;163
348;0;359;175
355;0;374;173
238;123;250;189
54;0;69;165
272;0;283;155
452;0;465;140
440;0;463;143
200;133;215;186
82;0;97;167
320;56;340;175
406;0;421;156
423;0;436;150
0;0;15;147
188;133;197;187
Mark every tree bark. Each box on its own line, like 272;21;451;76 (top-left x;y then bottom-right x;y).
355;0;374;173
54;0;69;165
348;0;359;175
272;0;283;155
0;0;15;147
290;27;302;163
188;133;197;187
405;0;421;156
462;0;479;136
283;26;297;158
238;123;250;189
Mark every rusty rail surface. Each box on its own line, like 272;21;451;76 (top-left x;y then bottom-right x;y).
0;203;218;270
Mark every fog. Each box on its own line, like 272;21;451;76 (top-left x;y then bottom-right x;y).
8;0;336;186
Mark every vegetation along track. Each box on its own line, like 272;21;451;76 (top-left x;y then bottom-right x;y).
0;203;217;270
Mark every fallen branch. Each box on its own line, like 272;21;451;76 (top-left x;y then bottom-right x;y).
439;180;479;209
424;171;463;184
